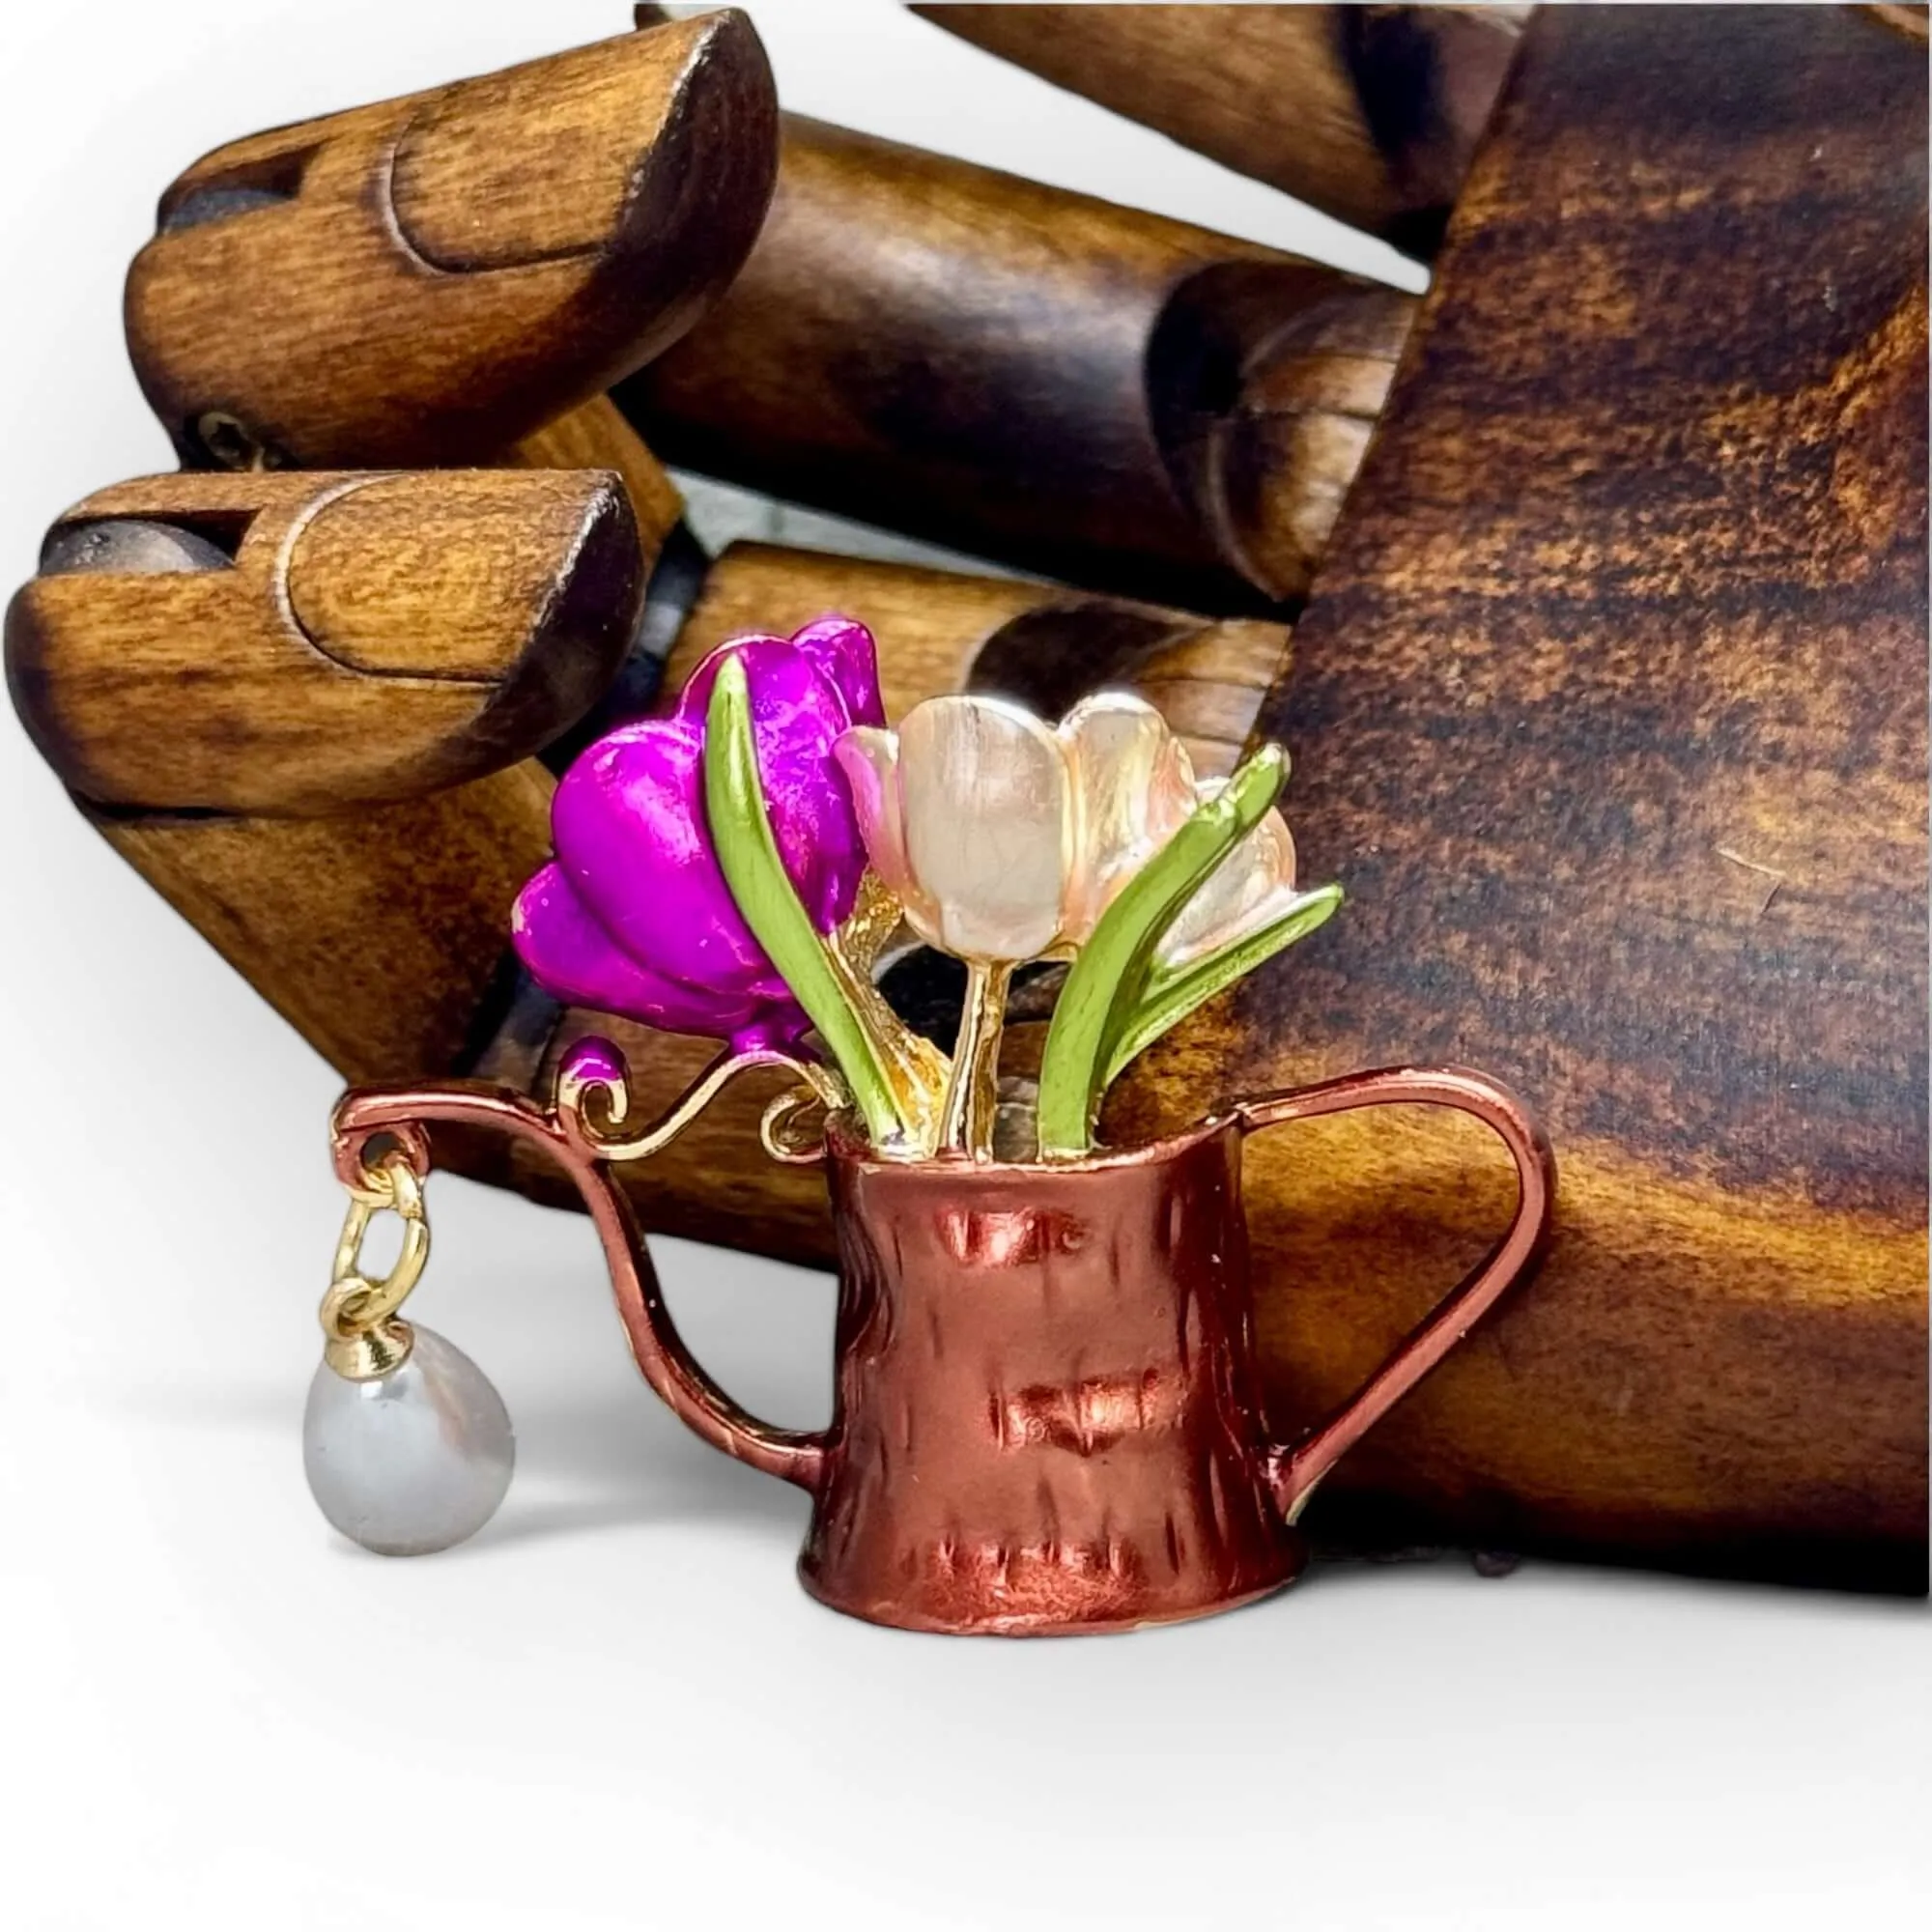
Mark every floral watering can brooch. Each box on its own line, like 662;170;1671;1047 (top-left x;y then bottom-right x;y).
308;618;1555;1636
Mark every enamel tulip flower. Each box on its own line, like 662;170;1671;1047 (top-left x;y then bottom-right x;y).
833;691;1199;962
837;690;1342;1155
1156;787;1303;968
513;611;1338;1163
833;691;1191;1150
511;619;884;1055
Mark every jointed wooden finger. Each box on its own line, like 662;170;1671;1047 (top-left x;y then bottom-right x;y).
916;3;1526;257
621;117;1415;614
125;13;778;473
5;468;650;1087
92;771;556;1090
7;470;643;816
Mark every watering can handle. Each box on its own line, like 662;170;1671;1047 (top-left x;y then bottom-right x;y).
1235;1065;1555;1524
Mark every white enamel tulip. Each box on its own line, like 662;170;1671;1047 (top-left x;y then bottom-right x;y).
835;691;1200;965
837;696;1069;961
1058;693;1200;944
1156;804;1302;970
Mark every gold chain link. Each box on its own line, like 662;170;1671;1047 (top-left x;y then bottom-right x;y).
319;1151;430;1378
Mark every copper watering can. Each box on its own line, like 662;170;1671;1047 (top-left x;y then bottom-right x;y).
328;1054;1552;1636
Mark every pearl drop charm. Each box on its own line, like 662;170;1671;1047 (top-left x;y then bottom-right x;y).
302;1324;514;1556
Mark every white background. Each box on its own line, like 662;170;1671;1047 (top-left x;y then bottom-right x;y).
0;5;1924;1928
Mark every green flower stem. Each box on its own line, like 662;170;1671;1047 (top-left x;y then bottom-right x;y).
1102;884;1344;1089
703;659;907;1148
1036;746;1288;1158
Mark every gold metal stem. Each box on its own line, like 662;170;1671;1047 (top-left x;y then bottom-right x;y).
939;960;1012;1158
824;934;949;1150
825;877;952;1154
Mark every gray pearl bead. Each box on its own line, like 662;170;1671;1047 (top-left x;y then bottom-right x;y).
303;1325;514;1556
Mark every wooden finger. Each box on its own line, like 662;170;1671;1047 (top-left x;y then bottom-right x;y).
915;3;1525;257
507;396;683;555
6;470;642;816
126;13;778;471
619;117;1414;613
6;469;643;1086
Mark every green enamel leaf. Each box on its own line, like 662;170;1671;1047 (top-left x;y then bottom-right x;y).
1102;883;1344;1088
702;658;905;1147
1036;746;1287;1158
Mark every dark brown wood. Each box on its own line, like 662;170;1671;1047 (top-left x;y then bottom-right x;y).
6;471;642;815
125;13;778;471
620;116;1414;612
1095;3;1926;1590
19;19;781;1093
915;4;1525;257
507;396;684;554
7;485;1290;1189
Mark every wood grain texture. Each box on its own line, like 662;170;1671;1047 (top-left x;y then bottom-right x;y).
507;396;684;556
916;4;1525;256
665;542;1053;719
1098;3;1928;1588
620;116;1414;612
91;767;554;1086
125;13;778;469
6;470;642;815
